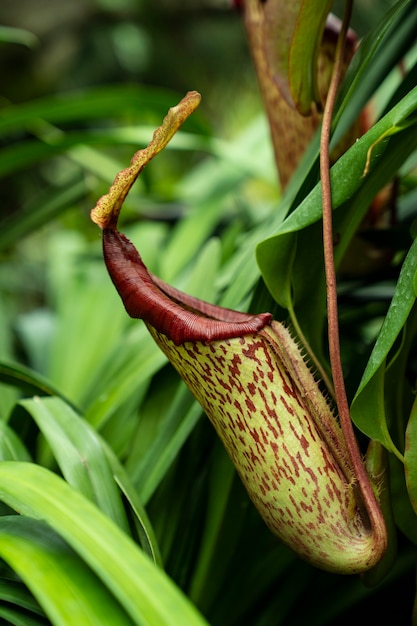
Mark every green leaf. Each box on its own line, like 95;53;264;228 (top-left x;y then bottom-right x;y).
0;360;75;405
19;396;130;533
289;0;333;114
352;237;417;396
0;26;38;48
0;578;43;616
259;0;417;232
0;462;209;626
111;469;163;567
350;363;398;453
0;606;45;626
255;232;297;310
267;87;417;240
19;395;162;565
0;421;31;462
404;397;417;516
257;87;417;314
0;516;134;626
351;238;417;449
333;0;417;138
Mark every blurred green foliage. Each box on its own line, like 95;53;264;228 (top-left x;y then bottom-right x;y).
0;1;417;625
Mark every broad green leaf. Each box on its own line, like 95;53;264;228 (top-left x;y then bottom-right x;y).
19;396;130;533
257;87;417;309
0;606;44;626
111;469;162;567
289;0;333;114
0;578;43;615
356;260;417;393
0;516;134;626
18;395;162;565
0;421;31;462
266;87;417;239
0;25;38;48
0;462;209;626
255;231;297;310
351;238;417;442
260;0;417;235
350;363;400;456
404;396;417;516
0;360;75;405
333;0;417;139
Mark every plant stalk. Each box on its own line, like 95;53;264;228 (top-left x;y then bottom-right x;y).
320;0;386;540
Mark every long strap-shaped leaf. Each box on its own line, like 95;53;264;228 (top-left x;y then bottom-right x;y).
0;516;133;626
0;462;208;626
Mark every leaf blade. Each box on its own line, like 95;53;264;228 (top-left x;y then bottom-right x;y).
0;462;208;626
0;516;134;626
